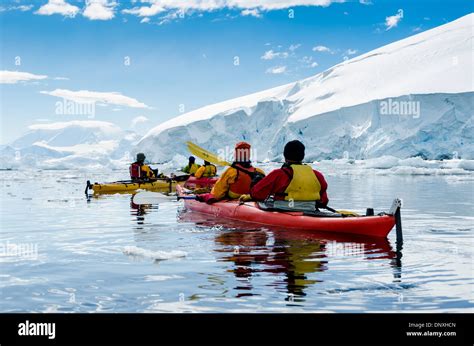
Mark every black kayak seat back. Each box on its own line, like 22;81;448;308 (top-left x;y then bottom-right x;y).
257;201;344;217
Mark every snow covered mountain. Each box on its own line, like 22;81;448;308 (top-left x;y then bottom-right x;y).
137;14;473;162
1;14;472;170
0;120;139;169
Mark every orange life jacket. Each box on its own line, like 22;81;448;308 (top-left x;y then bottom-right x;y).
228;164;255;198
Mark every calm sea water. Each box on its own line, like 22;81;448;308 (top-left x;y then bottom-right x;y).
1;169;473;312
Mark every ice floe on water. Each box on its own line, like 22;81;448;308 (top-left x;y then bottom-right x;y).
312;157;474;176
144;275;184;282
122;246;187;260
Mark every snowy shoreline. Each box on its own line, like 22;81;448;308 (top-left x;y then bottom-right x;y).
1;156;473;177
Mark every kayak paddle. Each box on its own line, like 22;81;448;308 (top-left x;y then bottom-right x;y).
186;141;231;166
185;141;360;215
133;191;196;204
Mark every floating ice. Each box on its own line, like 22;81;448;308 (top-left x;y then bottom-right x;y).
123;246;187;260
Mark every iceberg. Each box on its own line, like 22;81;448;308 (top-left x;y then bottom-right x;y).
137;14;473;162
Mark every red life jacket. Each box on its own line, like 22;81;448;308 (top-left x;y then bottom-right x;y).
229;164;255;197
130;162;142;179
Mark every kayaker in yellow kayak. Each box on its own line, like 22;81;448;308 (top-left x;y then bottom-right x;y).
182;156;200;175
194;161;217;178
129;153;158;181
196;142;265;203
248;140;329;209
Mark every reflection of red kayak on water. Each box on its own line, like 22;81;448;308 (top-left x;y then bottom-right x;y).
176;185;401;238
178;208;395;258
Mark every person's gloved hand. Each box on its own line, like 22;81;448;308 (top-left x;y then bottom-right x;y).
239;194;252;202
196;193;217;204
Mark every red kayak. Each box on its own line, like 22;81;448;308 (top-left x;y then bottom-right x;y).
176;185;401;238
183;176;218;189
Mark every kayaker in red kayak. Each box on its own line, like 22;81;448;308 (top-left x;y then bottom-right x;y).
194;161;217;178
196;142;265;203
129;153;158;181
248;140;329;209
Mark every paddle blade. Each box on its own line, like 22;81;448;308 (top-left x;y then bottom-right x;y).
133;191;172;205
336;210;360;217
186;141;231;166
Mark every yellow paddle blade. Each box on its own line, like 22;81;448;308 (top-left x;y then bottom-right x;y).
186;141;231;166
336;210;360;217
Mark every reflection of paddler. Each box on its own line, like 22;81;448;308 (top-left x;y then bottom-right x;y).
271;239;326;297
216;230;268;280
130;197;154;226
215;230;327;297
130;199;152;216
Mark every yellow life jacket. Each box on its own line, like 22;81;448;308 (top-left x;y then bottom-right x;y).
202;164;217;177
184;163;200;175
190;163;200;174
141;164;155;178
284;164;321;201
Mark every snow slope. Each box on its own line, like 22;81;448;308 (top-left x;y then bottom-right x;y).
138;14;473;162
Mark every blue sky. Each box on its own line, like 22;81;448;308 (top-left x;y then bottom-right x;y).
0;0;472;144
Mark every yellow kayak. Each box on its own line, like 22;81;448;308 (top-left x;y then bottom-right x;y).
86;179;179;194
85;176;218;194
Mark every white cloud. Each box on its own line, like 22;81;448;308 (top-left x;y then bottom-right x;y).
359;0;372;5
385;9;404;31
35;0;79;17
312;45;332;53
261;50;289;60
289;43;301;51
18;5;34;11
122;3;165;17
131;115;149;128
83;0;117;20
241;9;261;18
156;10;184;25
32;0;344;22
140;17;150;23
0;4;34;12
266;66;286;74
299;56;318;68
40;89;150;109
345;48;358;55
0;70;48;84
122;0;342;19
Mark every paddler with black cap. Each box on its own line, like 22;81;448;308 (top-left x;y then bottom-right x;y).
129;153;158;181
182;156;200;175
248;140;329;209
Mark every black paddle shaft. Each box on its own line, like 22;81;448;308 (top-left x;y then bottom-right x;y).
84;180;91;195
